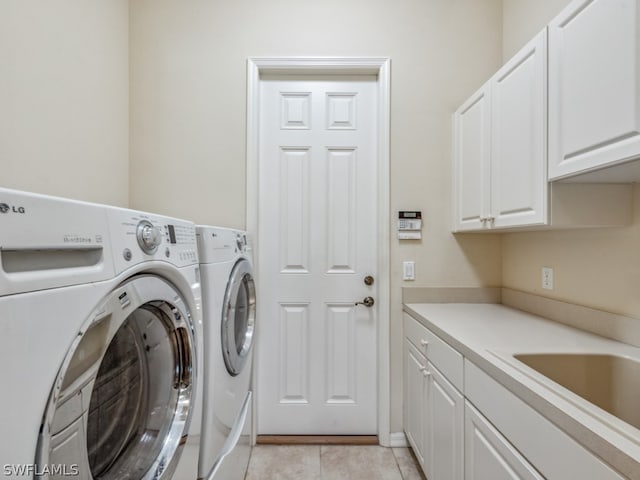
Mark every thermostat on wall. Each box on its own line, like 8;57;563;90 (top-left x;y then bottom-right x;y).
398;211;422;240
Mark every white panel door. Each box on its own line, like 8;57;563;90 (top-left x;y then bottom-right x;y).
257;76;378;434
491;29;547;228
548;0;640;179
452;82;491;231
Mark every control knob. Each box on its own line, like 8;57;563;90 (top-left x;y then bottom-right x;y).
137;220;162;254
236;234;244;252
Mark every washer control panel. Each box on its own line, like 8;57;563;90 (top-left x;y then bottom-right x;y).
137;220;162;254
163;223;198;262
107;208;198;272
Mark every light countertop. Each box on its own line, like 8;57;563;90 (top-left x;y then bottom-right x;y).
403;302;640;479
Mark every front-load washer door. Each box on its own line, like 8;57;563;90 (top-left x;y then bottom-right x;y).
221;259;256;376
36;275;197;480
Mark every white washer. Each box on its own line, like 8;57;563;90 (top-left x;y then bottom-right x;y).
196;226;256;480
0;188;202;480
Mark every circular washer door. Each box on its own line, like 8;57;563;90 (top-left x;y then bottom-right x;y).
221;258;256;376
37;275;197;480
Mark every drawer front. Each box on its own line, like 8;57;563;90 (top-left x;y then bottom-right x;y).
464;360;625;480
404;313;463;391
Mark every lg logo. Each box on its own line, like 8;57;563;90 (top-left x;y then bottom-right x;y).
0;203;26;214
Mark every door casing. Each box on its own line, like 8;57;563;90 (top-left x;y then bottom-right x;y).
246;57;391;446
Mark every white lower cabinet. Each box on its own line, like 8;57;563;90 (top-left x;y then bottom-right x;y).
403;314;464;480
465;401;543;480
428;363;464;480
464;360;625;480
404;340;427;465
403;313;627;480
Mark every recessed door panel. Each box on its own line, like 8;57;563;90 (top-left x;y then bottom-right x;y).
279;148;311;274
325;303;357;404
278;303;310;404
326;148;357;274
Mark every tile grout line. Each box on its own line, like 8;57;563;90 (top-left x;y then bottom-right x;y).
391;448;404;480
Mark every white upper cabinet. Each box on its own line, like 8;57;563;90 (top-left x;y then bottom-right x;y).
452;82;491;232
548;0;640;180
452;16;632;232
453;30;547;232
491;31;547;228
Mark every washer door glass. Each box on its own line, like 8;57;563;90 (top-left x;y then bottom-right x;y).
222;259;256;376
37;275;196;480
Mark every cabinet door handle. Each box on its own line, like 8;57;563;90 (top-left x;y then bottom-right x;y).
420;339;429;347
421;369;431;377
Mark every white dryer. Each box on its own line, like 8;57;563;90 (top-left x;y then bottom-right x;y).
0;188;202;480
196;226;256;480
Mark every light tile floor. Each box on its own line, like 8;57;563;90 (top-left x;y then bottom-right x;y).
244;445;426;480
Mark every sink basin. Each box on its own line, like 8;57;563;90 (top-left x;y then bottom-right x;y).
513;353;640;430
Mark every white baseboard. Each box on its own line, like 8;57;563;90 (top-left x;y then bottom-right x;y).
388;432;408;448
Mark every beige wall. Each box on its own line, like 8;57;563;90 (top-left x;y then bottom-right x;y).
502;0;640;320
129;0;504;433
502;0;571;60
0;0;130;206
503;187;640;318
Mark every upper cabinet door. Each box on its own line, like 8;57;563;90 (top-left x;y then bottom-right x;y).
491;30;547;228
548;0;640;179
452;82;491;232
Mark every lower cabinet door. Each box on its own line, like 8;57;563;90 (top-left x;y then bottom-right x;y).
404;340;428;466
426;362;464;480
465;401;544;480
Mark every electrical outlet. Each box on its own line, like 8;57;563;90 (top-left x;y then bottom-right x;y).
403;261;415;281
542;267;554;290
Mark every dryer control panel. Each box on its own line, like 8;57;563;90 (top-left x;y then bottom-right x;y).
196;226;248;264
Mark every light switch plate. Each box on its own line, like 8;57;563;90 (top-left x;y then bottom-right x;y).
403;261;415;281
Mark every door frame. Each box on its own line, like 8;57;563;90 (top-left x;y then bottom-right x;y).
246;57;391;445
